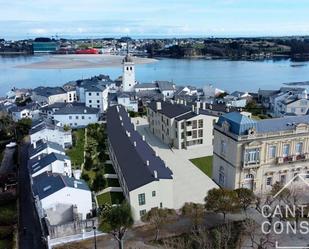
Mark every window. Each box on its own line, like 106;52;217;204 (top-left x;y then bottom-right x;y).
187;131;192;136
181;122;184;129
198;129;203;137
138;193;146;205
140;210;146;217
89;100;92;103
152;191;156;197
160;202;163;208
181;132;184;139
69;116;72;120
96;92;99;96
283;144;290;157
268;146;276;159
76;116;79;119
97;105;100;108
266;177;272;186
192;120;197;129
245;148;260;164
82;116;85;119
89;105;92;107
88;92;92;96
219;166;225;185
198;119;203;128
192;130;197;138
221;140;227;155
291;108;296;113
97;100;100;103
296;142;303;155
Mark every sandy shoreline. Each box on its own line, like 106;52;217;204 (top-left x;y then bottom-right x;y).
15;54;157;69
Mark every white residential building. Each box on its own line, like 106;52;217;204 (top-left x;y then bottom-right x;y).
32;87;68;105
134;81;176;99
117;92;138;112
30;121;72;148
147;101;218;149
9;103;40;121
33;172;92;220
28;152;72;178
107;105;174;221
29;139;65;160
52;104;100;128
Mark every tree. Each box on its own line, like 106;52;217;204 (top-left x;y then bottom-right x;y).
234;188;256;213
181;202;205;230
92;173;106;192
141;207;176;241
100;202;133;249
205;188;240;221
16;118;32;140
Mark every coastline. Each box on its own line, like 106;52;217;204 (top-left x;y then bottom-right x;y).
15;54;158;69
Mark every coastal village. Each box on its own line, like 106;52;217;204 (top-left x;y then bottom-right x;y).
1;48;309;249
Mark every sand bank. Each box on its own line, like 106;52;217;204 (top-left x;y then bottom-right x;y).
16;54;157;69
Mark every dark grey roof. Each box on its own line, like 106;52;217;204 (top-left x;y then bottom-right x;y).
84;84;106;92
175;112;198;121
33;87;66;97
9;102;40;112
53;104;99;115
156;81;175;91
135;83;157;89
30;122;64;135
217;112;309;135
106;105;173;191
117;91;136;99
41;102;85;112
28;152;70;175
148;101;191;118
29;140;64;158
33;172;90;199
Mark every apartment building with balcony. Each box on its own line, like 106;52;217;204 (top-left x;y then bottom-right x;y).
213;112;309;193
147;101;218;149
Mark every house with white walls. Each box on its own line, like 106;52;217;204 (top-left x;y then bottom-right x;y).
32;87;68;105
107;105;174;221
28;152;72;178
32;172;92;221
29;139;65;160
52;104;100;128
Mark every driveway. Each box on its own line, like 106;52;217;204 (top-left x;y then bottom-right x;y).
132;117;218;209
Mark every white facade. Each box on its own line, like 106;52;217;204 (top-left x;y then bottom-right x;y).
67;90;77;103
129;180;174;221
31;156;72;178
30;128;72;148
40;186;92;220
11;108;33;121
84;88;109;113
32;92;68;105
117;96;138;112
122;59;136;92
53;112;99;128
30;146;65;160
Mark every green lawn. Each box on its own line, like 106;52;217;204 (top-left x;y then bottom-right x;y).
97;192;124;206
190;156;213;178
66;129;85;168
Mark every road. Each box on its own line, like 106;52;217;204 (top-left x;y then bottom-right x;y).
18;139;47;249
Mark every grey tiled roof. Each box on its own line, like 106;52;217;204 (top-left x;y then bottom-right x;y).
135;83;157;89
106;105;173;191
33;87;66;97
29;140;64;158
148;101;191;118
53;104;99;115
28;152;70;175
33;172;89;200
156;81;175;91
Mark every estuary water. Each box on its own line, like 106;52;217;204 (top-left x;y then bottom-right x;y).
1;55;309;96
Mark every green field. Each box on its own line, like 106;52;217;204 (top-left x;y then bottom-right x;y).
66;129;85;168
190;156;213;178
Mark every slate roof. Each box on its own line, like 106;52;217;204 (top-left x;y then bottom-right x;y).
156;81;175;91
30;122;64;135
9;102;40;112
41;102;85;112
28;152;70;175
106;105;173;191
148;101;191;118
53;104;99;115
175;112;198;121
33;172;89;200
33;87;66;97
135;83;157;89
217;112;309;135
29;140;64;158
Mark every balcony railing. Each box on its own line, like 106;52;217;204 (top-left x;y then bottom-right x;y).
277;153;308;164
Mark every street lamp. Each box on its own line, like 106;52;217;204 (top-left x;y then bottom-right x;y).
93;226;97;249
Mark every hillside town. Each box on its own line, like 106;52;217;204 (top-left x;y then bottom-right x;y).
1;50;309;249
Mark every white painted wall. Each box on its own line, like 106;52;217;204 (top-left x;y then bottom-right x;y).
30;129;72;148
122;62;136;92
53;113;99;128
31;158;72;178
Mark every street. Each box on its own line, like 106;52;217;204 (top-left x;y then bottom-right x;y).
18;139;47;249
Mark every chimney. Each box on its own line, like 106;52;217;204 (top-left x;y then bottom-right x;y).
142;135;145;141
171;100;174;104
119;116;122;121
134;141;137;147
209;104;213;110
202;102;206;110
84;109;87;113
146;160;149;166
184;100;187;106
154;151;158;157
196;106;199;115
156;102;162;111
74;181;77;188
116;106;119;112
154;170;158;179
33;142;37;149
192;105;195;112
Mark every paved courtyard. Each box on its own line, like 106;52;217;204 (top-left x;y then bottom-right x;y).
132;117;218;209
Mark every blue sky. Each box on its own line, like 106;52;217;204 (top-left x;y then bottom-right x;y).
1;0;309;39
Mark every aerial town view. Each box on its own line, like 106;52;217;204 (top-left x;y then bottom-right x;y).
1;1;309;249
